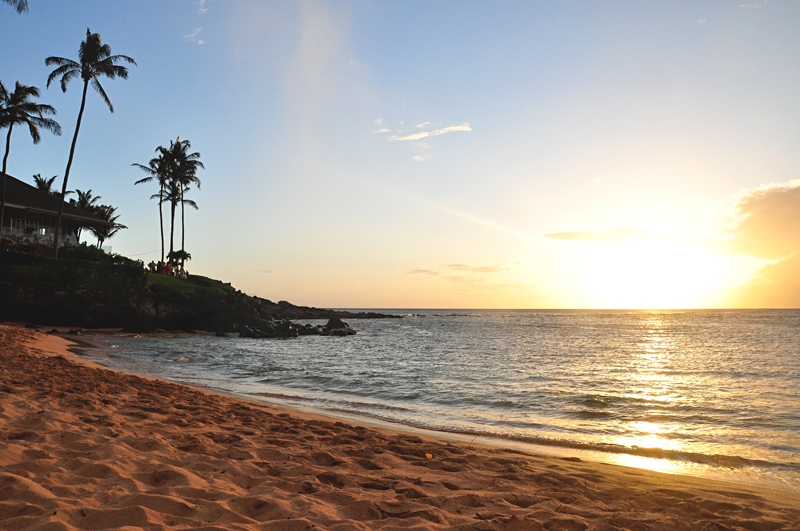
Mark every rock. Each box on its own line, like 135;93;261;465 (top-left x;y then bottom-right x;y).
322;318;356;336
274;320;299;338
324;317;348;330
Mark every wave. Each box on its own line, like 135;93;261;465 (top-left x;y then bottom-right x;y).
250;391;800;472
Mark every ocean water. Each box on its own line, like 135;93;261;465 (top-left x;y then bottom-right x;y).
87;309;800;492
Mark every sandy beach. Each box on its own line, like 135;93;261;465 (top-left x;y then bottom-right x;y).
1;325;799;530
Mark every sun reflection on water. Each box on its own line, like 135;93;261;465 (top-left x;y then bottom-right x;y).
611;316;688;474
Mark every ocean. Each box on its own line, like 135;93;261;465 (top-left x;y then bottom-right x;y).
85;309;800;493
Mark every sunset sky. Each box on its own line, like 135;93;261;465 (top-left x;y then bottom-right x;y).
3;1;800;309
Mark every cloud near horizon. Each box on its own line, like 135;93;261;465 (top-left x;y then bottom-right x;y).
388;122;472;142
407;268;439;276
719;179;800;260
447;263;510;273
547;180;800;307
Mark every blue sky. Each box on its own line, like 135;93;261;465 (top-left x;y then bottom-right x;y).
3;1;800;308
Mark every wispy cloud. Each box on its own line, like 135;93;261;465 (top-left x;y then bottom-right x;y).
388;122;472;142
407;268;440;276
739;1;767;8
256;269;282;274
543;228;721;248
374;128;391;134
447;263;511;273
184;27;204;45
415;122;431;129
412;155;430;162
374;118;383;125
197;0;209;13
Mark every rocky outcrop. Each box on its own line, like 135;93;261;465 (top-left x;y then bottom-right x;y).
0;251;399;332
246;318;358;338
239;317;357;339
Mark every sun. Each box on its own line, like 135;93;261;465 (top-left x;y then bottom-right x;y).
583;239;724;309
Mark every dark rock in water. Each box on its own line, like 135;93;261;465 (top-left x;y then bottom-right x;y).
322;317;356;336
239;318;354;338
274;320;299;338
24;324;39;329
298;324;324;336
67;329;82;335
47;328;59;334
240;320;298;339
215;331;228;337
324;317;348;330
327;328;355;336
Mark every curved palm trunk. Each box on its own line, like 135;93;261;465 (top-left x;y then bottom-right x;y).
180;186;185;268
1;124;14;241
159;183;165;262
53;80;89;258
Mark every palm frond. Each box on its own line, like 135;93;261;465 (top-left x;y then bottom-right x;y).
28;115;62;136
91;78;113;112
44;56;79;68
3;0;28;14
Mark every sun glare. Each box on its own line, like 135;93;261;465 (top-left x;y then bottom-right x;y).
584;239;723;309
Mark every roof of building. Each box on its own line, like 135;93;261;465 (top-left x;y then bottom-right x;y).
1;173;114;228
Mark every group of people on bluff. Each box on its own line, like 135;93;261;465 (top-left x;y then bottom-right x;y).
147;260;189;279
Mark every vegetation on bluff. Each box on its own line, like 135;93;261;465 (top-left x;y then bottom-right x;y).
0;243;394;332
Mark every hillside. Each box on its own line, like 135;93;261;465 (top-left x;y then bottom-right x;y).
0;244;395;332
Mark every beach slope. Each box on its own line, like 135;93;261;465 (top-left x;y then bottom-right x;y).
1;325;798;530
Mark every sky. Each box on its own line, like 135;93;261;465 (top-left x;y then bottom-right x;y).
2;0;800;309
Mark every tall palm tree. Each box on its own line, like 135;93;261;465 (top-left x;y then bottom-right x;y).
69;188;100;241
0;80;61;241
46;28;135;256
161;177;182;264
169;137;203;267
133;145;172;262
2;0;28;13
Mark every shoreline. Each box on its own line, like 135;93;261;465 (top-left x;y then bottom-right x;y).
24;323;800;494
64;325;800;495
2;325;799;529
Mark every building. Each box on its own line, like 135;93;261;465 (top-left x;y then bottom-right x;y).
0;172;113;247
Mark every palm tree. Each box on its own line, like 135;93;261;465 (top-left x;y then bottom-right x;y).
168;137;203;267
0;80;62;241
32;173;57;193
2;0;28;13
31;173;69;197
167;250;191;265
69;188;100;241
88;204;126;250
46;28;135;256
133;145;172;262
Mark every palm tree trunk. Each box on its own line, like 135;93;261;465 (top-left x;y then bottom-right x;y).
169;199;176;264
159;183;165;262
0;124;14;241
53;80;89;258
180;186;185;268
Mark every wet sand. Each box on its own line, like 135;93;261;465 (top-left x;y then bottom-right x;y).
1;324;799;530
